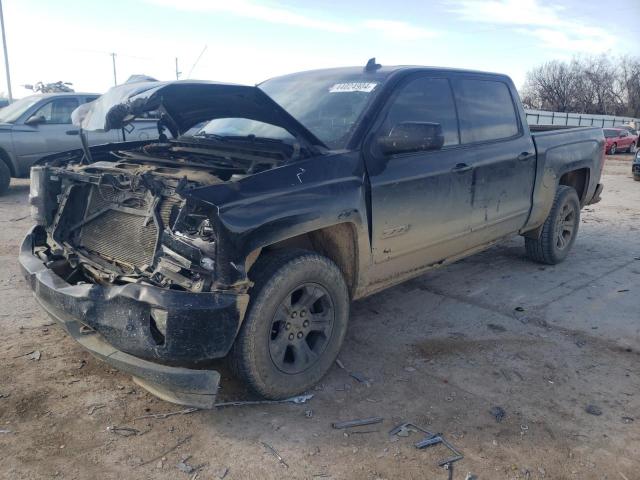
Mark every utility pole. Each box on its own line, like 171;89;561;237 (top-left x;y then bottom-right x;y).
0;0;12;101
175;57;181;80
110;52;117;86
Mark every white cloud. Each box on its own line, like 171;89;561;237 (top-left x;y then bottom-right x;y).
146;0;353;33
363;20;438;41
446;0;616;52
145;0;439;40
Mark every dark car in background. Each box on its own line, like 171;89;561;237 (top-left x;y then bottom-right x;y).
633;150;640;181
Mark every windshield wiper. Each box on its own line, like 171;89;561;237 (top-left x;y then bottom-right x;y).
192;131;228;142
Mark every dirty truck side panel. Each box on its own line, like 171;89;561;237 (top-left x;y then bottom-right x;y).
186;151;372;296
362;72;539;288
522;127;604;232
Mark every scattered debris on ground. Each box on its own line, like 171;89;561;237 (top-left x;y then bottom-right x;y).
87;404;106;415
106;425;141;437
261;441;289;468
332;417;384;429
585;404;603;416
214;394;313;408
489;406;506;423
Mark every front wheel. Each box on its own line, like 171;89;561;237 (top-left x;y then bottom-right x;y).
610;143;617;155
525;185;580;265
229;249;350;399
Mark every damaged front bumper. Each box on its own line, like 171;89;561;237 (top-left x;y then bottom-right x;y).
19;226;249;409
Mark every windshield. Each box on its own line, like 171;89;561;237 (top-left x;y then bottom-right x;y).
190;70;389;149
603;129;620;138
0;96;41;123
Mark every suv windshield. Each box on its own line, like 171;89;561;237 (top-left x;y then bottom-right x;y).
189;70;389;149
0;96;42;123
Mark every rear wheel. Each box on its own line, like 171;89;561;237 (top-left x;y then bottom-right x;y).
525;185;580;265
628;142;637;154
0;161;10;196
610;143;617;155
229;249;350;399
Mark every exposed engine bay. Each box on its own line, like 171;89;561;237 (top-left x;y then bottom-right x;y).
29;138;297;293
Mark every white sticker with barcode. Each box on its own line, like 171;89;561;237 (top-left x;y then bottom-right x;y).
329;82;378;93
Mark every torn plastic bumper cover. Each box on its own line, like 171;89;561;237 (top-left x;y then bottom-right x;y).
19;226;249;409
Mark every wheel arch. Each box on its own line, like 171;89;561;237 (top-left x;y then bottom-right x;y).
558;167;589;205
245;222;360;298
0;146;16;177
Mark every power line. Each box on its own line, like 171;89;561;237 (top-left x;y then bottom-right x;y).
0;0;12;101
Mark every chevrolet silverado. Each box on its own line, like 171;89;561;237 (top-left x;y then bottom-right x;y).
19;61;605;408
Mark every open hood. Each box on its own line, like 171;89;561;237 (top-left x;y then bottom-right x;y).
72;79;327;150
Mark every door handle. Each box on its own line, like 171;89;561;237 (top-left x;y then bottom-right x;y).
66;129;80;135
518;151;532;161
451;163;472;173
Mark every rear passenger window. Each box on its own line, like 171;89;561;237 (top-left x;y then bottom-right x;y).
383;77;459;147
454;79;519;143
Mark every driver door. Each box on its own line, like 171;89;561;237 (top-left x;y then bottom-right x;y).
364;75;474;283
12;97;81;170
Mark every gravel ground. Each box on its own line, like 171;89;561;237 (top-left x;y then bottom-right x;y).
0;155;638;480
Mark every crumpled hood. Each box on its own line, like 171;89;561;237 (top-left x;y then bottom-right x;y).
72;79;326;149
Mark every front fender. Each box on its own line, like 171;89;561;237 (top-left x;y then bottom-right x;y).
185;151;370;287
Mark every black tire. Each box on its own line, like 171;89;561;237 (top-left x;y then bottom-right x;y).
525;185;580;265
229;249;350;399
0;161;10;196
628;142;637;154
610;143;617;155
634;175;640;182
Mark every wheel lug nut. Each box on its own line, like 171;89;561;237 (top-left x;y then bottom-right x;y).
285;323;291;330
300;310;306;317
291;311;297;318
297;332;303;339
288;333;294;340
303;320;309;327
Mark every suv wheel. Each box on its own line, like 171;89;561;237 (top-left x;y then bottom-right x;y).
229;249;350;399
525;185;580;265
0;161;10;196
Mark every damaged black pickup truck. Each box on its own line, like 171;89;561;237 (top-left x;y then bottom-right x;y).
20;63;605;408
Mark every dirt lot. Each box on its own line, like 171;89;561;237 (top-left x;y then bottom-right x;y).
1;155;639;480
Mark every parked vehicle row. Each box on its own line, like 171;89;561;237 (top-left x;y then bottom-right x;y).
0;92;158;195
20;63;605;408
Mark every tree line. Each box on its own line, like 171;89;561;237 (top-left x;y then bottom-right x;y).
520;55;640;118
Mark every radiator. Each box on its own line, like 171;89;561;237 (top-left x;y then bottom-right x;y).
78;185;181;270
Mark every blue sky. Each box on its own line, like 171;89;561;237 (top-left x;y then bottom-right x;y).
2;0;639;98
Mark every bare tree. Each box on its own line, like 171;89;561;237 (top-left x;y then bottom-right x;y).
520;55;640;117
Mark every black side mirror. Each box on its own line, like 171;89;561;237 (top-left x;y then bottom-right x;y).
378;122;445;155
25;115;46;126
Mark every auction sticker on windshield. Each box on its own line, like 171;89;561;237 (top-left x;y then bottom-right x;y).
329;82;378;93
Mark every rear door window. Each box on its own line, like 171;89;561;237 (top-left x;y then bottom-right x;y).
453;79;519;143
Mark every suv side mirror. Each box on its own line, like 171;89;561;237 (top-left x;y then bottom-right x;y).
25;115;46;126
378;122;445;155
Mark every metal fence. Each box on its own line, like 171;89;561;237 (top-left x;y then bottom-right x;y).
525;109;640;128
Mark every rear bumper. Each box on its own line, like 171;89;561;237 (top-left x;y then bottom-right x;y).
19;226;249;408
